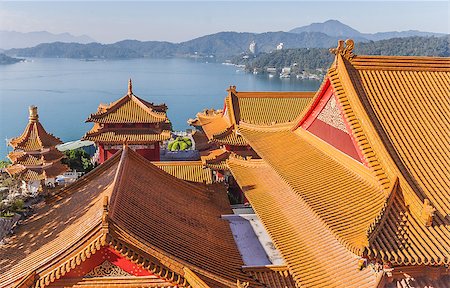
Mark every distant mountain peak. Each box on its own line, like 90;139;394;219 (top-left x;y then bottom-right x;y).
289;20;445;41
0;30;96;50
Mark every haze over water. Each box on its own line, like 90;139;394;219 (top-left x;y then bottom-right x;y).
0;58;320;158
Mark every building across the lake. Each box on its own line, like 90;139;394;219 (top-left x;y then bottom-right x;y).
6;106;68;193
228;40;450;287
83;79;171;163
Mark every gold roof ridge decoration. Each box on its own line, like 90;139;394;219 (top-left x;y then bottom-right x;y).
330;39;355;61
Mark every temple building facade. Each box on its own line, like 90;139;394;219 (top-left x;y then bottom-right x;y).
83;79;171;163
6;106;68;193
228;40;450;287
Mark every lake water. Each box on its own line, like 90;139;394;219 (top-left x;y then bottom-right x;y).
0;58;320;159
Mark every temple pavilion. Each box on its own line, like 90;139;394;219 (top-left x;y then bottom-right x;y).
0;145;296;288
6;106;68;192
83;79;171;163
227;40;450;287
189;87;314;175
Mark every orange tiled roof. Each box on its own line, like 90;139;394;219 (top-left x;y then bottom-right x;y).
8;148;65;166
200;148;230;170
242;266;296;288
0;147;258;288
211;126;248;146
82;128;171;144
87;81;167;124
152;161;213;184
0;154;120;287
230;90;314;125
344;55;450;217
9;111;63;151
7;107;68;183
6;161;69;180
235;125;386;254
228;44;450;286
316;47;450;265
107;148;257;287
190;87;314;147
228;156;380;288
191;130;212;151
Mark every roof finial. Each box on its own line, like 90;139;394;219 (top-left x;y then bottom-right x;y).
28;105;39;122
227;85;237;93
330;39;355;60
128;78;132;95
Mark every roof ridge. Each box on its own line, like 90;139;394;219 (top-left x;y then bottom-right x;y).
238;121;293;132
108;146;130;217
235;91;315;99
48;150;121;202
333;55;392;192
87;93;167;123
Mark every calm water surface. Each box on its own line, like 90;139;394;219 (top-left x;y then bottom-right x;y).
0;58;320;158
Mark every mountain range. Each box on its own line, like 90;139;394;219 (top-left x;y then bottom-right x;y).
0;31;95;50
3;20;447;59
289;20;445;41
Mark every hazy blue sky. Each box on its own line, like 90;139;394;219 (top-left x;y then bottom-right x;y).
0;1;448;43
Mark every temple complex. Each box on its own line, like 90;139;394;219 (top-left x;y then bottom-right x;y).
1;39;448;288
228;40;450;287
83;79;171;163
6;106;68;192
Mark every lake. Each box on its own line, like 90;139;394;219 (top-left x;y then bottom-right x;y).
0;58;320;159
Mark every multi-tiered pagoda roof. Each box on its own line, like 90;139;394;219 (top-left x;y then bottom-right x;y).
6;106;68;182
83;79;171;145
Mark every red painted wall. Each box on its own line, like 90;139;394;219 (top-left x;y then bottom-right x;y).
62;247;152;278
298;80;366;164
98;145;105;164
106;149;119;160
307;118;362;161
136;143;160;161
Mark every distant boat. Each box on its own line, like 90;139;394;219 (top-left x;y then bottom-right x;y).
268;74;275;78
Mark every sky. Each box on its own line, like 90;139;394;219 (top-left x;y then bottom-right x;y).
0;1;448;43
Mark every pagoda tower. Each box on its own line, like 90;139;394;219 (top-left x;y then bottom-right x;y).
6;106;69;193
83;79;171;163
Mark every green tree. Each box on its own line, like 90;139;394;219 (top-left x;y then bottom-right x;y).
63;148;94;173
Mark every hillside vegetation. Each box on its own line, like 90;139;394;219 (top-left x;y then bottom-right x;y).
234;36;450;74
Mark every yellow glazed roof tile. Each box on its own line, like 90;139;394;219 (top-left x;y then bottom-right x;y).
236;125;386;254
228;156;380;288
87;80;167;124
